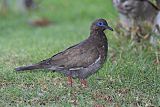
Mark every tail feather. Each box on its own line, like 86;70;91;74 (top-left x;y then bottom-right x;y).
15;64;41;71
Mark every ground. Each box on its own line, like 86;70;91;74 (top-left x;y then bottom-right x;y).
0;0;160;106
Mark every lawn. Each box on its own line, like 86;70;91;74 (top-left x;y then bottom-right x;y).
0;0;160;106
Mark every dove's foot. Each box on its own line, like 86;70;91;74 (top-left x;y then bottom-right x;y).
80;79;87;88
67;76;73;87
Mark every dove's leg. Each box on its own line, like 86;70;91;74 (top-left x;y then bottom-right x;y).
80;79;87;87
67;76;73;87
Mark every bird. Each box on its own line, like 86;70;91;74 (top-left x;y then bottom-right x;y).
15;18;113;87
113;0;159;31
113;0;160;45
113;0;159;22
156;0;160;9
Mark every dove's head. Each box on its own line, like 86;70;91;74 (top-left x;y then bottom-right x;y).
91;18;113;31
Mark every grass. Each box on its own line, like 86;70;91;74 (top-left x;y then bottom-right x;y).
0;0;160;106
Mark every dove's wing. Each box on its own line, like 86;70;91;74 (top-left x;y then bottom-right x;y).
39;40;100;70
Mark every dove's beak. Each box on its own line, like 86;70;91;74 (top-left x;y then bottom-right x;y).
106;26;113;31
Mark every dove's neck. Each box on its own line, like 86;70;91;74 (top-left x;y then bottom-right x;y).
90;29;105;36
89;30;107;41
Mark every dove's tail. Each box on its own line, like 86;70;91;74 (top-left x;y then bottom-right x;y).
15;64;42;71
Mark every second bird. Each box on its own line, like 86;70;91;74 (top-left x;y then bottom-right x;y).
15;18;113;87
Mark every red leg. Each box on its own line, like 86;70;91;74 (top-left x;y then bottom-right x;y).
80;79;87;88
67;76;73;87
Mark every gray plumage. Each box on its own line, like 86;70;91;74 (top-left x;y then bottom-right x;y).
156;0;160;9
113;0;160;45
113;0;159;26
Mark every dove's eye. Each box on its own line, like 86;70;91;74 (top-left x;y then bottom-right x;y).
96;22;104;27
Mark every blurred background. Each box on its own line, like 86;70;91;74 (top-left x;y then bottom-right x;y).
0;0;160;106
0;0;116;60
0;0;117;69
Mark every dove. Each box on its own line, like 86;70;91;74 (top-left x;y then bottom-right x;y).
15;18;113;87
